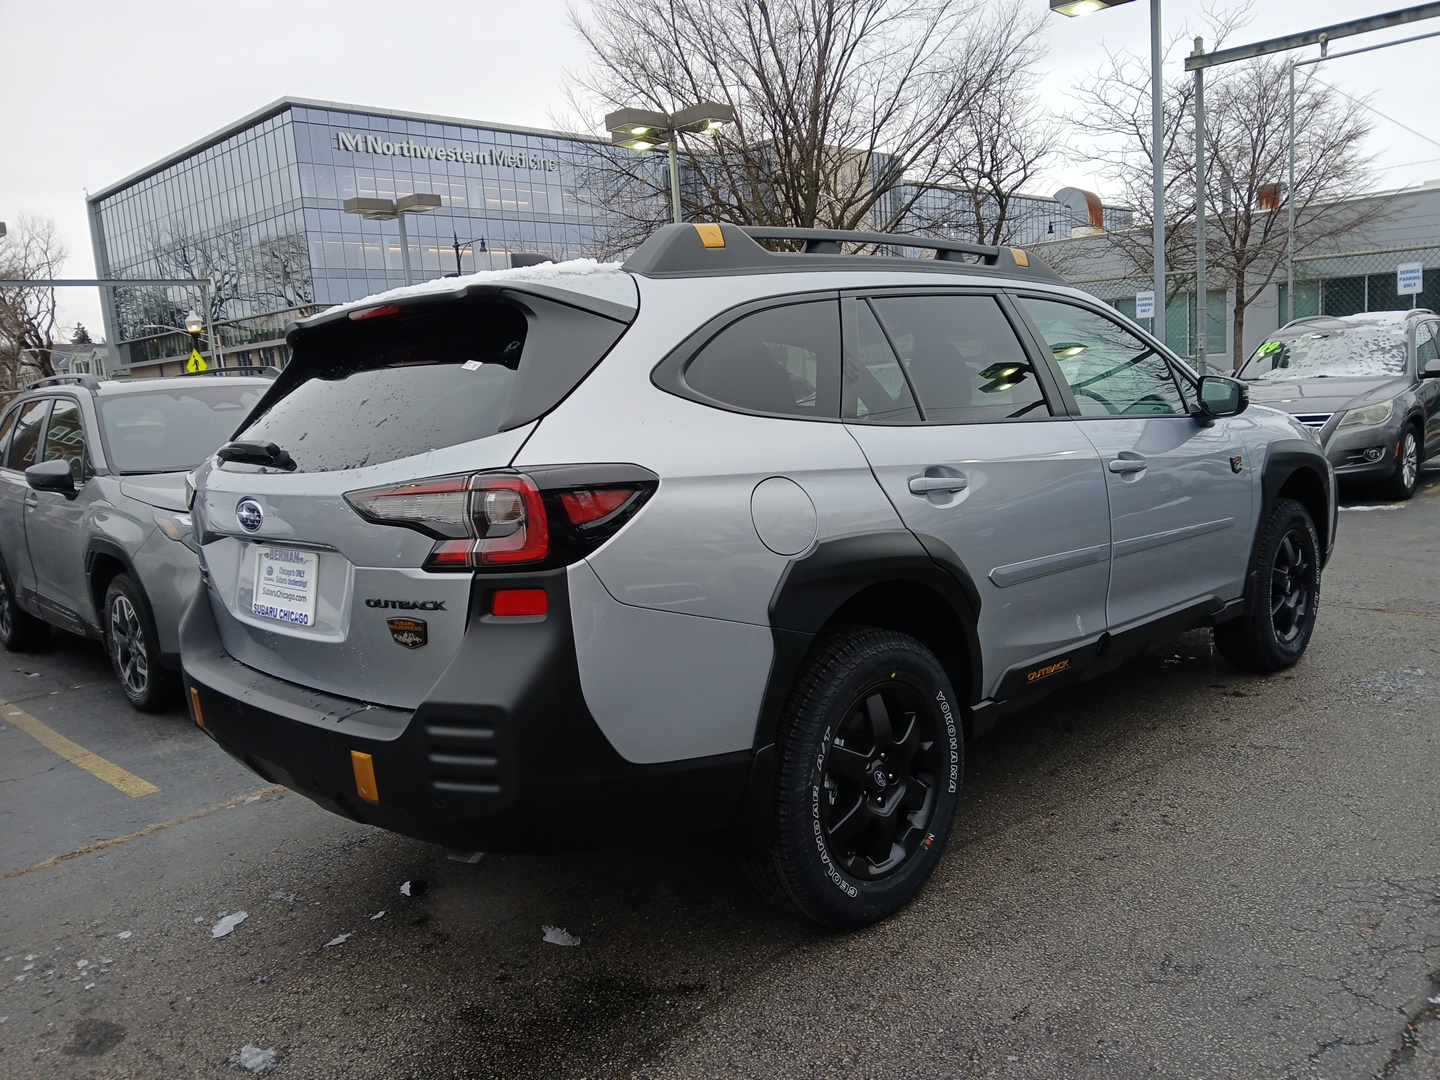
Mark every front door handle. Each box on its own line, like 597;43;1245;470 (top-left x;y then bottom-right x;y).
1108;455;1148;475
908;474;969;495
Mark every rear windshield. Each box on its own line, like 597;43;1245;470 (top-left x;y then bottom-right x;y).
98;385;267;474
234;293;629;472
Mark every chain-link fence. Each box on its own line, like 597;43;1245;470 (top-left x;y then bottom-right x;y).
1285;244;1440;319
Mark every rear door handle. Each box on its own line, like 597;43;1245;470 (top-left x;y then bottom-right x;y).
908;474;968;494
1108;455;1148;475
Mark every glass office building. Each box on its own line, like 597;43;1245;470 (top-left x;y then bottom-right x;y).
88;96;1127;375
88;98;652;374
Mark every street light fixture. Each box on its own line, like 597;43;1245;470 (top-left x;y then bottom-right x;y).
139;310;217;370
451;234;489;277
603;102;736;224
1052;0;1166;345
341;193;443;286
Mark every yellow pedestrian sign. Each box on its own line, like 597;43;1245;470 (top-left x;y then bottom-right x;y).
186;349;209;373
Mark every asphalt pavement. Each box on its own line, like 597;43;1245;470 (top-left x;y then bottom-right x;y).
1;473;1437;1079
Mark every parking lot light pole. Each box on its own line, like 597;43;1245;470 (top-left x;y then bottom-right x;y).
1052;0;1165;345
603;102;737;224
342;193;443;286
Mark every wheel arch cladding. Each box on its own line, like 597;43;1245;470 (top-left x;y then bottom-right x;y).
756;531;983;752
1262;445;1332;563
85;542;133;622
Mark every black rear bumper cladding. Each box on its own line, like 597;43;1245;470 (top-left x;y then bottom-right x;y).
180;566;751;853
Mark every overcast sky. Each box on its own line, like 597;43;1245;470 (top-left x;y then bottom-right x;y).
2;0;1437;338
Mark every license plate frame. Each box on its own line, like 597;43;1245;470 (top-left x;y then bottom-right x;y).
250;545;320;627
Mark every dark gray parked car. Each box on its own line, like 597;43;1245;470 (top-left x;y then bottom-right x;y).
0;371;273;709
1238;308;1440;499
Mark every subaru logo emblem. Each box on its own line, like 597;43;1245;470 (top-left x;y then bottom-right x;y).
871;767;889;790
236;498;264;532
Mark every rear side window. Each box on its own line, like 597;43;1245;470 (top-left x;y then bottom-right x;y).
5;400;49;471
0;405;20;462
867;295;1049;423
682;301;840;419
236;294;629;472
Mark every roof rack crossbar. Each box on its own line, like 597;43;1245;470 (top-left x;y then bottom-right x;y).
25;374;101;391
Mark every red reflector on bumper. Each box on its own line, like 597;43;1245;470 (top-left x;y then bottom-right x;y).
491;589;548;617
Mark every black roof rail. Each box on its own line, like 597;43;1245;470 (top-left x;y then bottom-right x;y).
622;222;1064;282
178;365;281;378
24;373;102;392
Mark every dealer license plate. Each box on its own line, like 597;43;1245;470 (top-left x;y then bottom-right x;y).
251;545;319;627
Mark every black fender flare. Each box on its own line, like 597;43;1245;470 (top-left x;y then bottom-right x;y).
737;530;983;848
1254;440;1336;574
83;539;142;630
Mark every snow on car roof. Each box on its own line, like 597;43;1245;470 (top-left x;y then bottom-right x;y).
321;258;630;316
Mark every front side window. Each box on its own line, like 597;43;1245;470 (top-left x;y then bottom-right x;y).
867;294;1048;423
41;399;90;482
1415;322;1439;369
1020;297;1186;417
683;301;840;419
5;400;50;471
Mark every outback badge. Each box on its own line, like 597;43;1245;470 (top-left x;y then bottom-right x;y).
387;617;428;650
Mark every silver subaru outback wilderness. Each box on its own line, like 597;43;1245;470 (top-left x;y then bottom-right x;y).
182;224;1336;927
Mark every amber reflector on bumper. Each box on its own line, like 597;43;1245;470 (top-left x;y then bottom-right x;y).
351;751;380;805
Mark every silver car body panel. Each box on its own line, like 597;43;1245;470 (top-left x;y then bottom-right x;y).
1074;414;1255;629
567;559;773;762
194;423;536;708
844;419;1112;696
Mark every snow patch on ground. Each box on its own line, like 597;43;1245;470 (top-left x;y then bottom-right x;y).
211;912;248;939
542;925;581;947
230;1044;278;1073
323;933;352;948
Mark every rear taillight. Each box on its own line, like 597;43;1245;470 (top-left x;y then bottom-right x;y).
345;466;657;572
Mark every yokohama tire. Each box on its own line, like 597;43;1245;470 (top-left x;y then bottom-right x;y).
753;626;963;929
1214;497;1321;672
104;574;178;712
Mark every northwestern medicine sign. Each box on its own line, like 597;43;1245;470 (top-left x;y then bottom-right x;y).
334;131;558;172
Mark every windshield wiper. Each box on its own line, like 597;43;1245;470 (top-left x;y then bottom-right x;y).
216;440;297;471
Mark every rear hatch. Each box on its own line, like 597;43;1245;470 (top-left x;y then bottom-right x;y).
193;272;639;709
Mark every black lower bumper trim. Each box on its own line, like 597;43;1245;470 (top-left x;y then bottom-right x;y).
182;567;753;853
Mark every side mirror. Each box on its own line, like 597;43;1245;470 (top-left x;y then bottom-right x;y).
1421;358;1440;380
25;459;78;499
1197;375;1248;419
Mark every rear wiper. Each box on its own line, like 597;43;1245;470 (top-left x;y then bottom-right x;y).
216;440;297;471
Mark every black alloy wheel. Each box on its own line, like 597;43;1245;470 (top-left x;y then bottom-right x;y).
819;679;943;880
749;627;962;928
1215;498;1321;672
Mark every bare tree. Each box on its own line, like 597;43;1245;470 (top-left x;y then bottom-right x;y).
932;69;1061;246
1070;30;1381;364
565;0;1049;254
0;212;70;393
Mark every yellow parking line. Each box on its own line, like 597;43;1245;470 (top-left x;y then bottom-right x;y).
2;698;159;797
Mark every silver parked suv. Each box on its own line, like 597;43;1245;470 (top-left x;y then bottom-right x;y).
182;225;1336;926
0;372;273;710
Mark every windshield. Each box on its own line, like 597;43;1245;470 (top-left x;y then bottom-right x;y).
1239;323;1407;382
98;385;265;474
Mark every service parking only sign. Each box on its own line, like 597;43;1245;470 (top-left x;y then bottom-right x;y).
1397;263;1423;296
1135;290;1156;319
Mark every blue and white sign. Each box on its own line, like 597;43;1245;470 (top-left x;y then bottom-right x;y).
1397;263;1424;296
1135;290;1156;319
